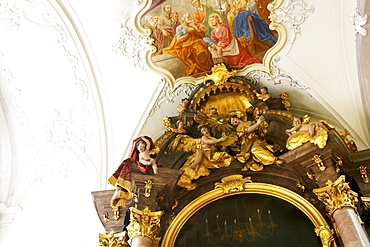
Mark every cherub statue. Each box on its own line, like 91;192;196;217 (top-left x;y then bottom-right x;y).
108;136;161;218
177;98;190;113
285;117;329;150
256;86;271;101
137;137;159;174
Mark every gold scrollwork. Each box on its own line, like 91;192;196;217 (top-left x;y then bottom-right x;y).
99;229;128;247
163;116;172;132
171;199;179;210
338;129;358;151
335;157;343;173
312;154;326;171
361;197;370;211
203;64;237;85
156;194;165;205
306;172;317;180
357;165;370;184
126;206;163;245
214;175;252;193
279;92;290;110
144;180;153;198
313;175;358;216
296;181;305;192
314;226;335;247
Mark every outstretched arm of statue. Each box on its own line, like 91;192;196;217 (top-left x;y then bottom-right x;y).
141;136;151;152
247;115;264;133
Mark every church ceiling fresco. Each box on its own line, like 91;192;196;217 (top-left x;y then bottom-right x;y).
138;0;285;81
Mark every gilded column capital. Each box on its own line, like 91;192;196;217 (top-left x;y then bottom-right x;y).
99;229;128;247
126;206;163;244
313;175;358;216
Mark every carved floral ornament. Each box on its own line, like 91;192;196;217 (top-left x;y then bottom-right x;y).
99;229;128;247
126;206;163;244
313;175;358;217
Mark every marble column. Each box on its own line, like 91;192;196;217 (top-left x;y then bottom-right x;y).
126;206;163;247
333;207;369;247
313;175;370;247
130;236;152;247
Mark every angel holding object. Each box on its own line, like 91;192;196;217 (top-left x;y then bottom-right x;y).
108;136;161;218
166;126;234;190
230;115;284;171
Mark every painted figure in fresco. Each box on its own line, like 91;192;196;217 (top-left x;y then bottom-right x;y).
191;0;223;37
177;126;233;190
108;136;161;218
285;117;329;150
219;0;230;27
163;13;214;76
171;11;181;28
156;5;176;54
143;15;159;53
226;0;247;34
232;5;277;57
230;115;284;170
207;14;261;68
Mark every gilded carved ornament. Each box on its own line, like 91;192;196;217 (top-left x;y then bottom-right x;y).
144;180;153;198
214;175;253;194
361;197;370;211
338;129;358;152
314;226;335;247
126;206;163;245
99;229;128;247
357;165;370;184
203;64;237;85
295;181;305;192
335;157;343;173
312;154;326;172
162;179;335;247
306;172;317;181
313;175;358;216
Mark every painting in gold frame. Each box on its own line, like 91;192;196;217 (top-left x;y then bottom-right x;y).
134;0;286;86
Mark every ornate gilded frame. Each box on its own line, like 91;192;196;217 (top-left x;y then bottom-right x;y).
134;0;287;88
162;179;335;247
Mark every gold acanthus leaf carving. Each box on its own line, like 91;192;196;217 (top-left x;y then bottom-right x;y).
313;175;358;216
203;64;236;86
126;206;163;244
214;175;252;193
99;229;128;247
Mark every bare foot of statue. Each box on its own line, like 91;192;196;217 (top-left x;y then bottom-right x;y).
275;159;284;167
189;163;197;170
153;167;158;174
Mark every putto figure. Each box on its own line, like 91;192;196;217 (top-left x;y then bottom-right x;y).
108;136;161;218
285;117;329;150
